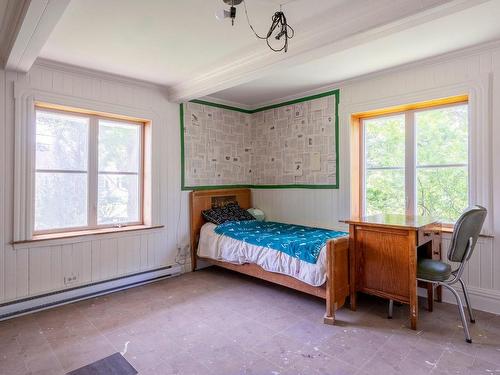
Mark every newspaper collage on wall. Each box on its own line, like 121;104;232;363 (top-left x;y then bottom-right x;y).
181;90;339;189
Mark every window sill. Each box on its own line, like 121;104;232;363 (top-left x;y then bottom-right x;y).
12;225;164;246
438;225;494;238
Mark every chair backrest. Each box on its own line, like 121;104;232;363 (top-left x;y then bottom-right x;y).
448;205;487;263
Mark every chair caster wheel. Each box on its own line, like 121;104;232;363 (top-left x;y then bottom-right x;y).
387;316;392;319
466;339;472;344
470;319;476;323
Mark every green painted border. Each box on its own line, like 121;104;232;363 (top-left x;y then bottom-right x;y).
181;89;340;191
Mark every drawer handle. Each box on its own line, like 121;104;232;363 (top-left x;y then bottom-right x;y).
423;232;431;237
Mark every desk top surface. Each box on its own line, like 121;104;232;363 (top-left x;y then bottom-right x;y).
342;214;438;230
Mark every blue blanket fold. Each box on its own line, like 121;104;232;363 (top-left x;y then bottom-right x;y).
214;220;347;264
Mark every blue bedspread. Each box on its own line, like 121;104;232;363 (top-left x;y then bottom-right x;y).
214;221;347;264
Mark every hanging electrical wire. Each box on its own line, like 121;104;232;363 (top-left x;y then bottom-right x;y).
242;0;294;52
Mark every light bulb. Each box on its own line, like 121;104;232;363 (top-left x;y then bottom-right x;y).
215;8;230;21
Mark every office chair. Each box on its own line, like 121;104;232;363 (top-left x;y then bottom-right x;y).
417;205;487;343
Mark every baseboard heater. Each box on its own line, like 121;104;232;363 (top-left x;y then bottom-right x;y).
0;265;183;321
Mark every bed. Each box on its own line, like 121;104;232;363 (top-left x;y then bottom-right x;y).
190;188;351;324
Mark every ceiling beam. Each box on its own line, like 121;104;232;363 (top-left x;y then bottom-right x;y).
3;0;70;72
168;0;489;103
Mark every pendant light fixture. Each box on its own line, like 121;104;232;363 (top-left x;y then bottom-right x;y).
215;0;294;53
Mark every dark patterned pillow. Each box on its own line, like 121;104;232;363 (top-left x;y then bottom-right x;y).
202;203;255;225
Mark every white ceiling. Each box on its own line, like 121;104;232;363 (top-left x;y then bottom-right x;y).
210;0;500;106
39;0;349;86
37;0;500;106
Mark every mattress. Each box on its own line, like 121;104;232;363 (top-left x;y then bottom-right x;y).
197;222;329;286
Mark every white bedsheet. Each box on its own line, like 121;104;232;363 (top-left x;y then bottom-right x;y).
197;222;327;286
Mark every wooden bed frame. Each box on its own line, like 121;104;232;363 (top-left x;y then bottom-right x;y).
189;188;350;324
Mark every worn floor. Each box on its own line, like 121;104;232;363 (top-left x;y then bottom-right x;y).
0;268;499;375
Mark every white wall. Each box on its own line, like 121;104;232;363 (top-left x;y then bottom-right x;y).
252;42;500;313
0;61;189;304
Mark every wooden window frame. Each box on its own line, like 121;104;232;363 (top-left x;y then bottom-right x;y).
351;95;469;223
33;104;147;236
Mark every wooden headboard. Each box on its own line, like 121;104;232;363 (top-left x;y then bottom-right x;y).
189;188;252;271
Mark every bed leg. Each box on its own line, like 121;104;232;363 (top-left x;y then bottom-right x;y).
324;240;336;325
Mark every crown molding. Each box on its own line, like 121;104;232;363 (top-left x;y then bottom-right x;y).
33;58;169;95
169;0;487;103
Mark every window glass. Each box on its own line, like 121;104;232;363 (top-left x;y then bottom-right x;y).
35;111;88;171
416;105;468;222
35;110;89;231
97;120;141;225
97;174;139;225
35;173;88;230
364;115;406;215
98;120;140;173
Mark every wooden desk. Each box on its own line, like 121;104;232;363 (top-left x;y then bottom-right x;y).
343;214;441;330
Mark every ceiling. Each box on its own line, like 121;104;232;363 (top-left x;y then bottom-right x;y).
39;0;349;86
210;0;500;106
33;0;500;106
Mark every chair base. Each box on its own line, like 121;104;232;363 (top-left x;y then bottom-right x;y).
417;277;474;343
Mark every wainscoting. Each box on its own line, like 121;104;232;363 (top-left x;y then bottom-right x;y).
2;227;174;304
440;233;500;314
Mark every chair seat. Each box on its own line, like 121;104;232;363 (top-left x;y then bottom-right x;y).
417;258;452;282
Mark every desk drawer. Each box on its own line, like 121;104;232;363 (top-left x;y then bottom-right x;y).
417;228;442;259
417;228;433;246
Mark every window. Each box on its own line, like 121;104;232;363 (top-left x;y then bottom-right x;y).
34;107;144;234
358;98;469;223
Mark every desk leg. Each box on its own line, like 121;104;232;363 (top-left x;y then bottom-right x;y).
349;224;357;311
436;285;443;302
409;231;418;330
426;283;434;312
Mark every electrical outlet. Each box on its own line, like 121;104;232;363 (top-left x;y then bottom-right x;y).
64;274;78;285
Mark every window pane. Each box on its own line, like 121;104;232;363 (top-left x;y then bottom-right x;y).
36;111;88;171
364;115;405;168
35;172;87;231
99;120;140;173
416;105;468;166
98;174;139;225
417;166;468;222
364;114;405;215
365;169;405;216
416;104;468;222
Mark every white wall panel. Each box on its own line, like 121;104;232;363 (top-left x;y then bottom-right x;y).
91;240;101;282
4;246;17;300
98;238;118;281
15;247;29;299
140;234;149;271
0;70;5;302
29;245;52;295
